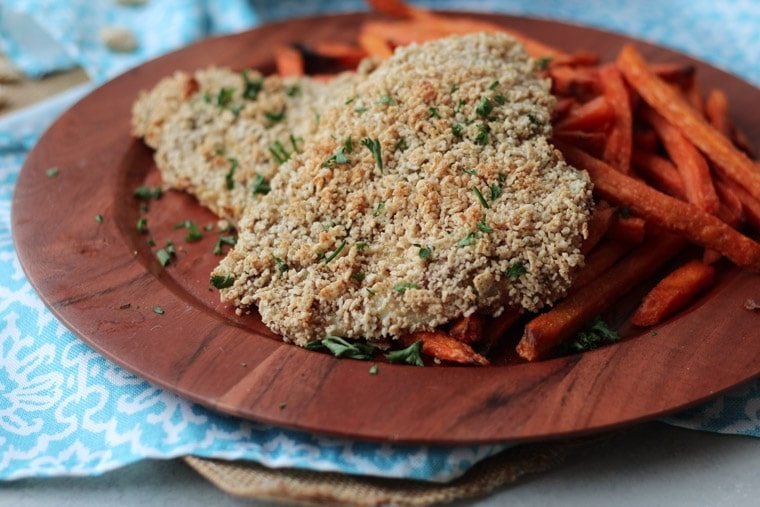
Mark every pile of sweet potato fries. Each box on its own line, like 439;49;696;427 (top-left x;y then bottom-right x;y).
273;0;760;365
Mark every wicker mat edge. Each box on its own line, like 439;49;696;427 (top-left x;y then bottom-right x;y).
184;437;602;506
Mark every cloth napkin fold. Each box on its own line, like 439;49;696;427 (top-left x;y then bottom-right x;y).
1;0;759;483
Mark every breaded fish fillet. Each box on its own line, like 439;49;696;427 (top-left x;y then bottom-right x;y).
213;33;593;345
132;63;374;221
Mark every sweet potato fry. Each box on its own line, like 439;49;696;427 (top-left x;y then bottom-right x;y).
449;315;485;345
582;203;615;254
552;97;577;120
311;42;368;68
599;65;633;173
617;45;760;202
608;215;646;243
558;143;760;271
631;260;715;326
358;31;394;59
573;241;634;289
717;174;760;231
643;108;719;213
705;89;730;136
549;65;600;97
684;76;704;115
478;309;523;355
517;234;686;361
631;150;686;199
556;96;613;132
274;46;305;77
552;51;600;67
360;20;445;46
403;331;489;365
650;62;696;87
366;0;431;18
714;180;744;227
633;129;660;152
552;130;606;155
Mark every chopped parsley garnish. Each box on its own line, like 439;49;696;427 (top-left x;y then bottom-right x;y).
241;70;263;100
536;56;552;70
449;83;459;94
394;137;408;152
366;288;376;296
457;231;479;247
345;95;358;105
494;94;506;105
274;256;289;275
322;145;351;167
490;182;502;200
147;238;155;247
428;107;440;119
362;138;383;172
269;141;290;164
489;80;500;90
133;186;162;200
156;248;174;267
505;261;528;279
46;167;59;178
204;223;214;232
153;306;164;315
216;87;235;108
285;84;301;97
290;134;303;154
385;341;424;366
225;157;238;190
251;174;270;195
463;168;477;176
454;99;466;114
369;364;379;375
393;282;420;293
213;235;237;255
376;95;395;105
527;113;542;125
343;136;354;153
476;216;493;233
164;240;176;256
265;110;286;123
95;213;104;223
452;123;463;137
356;241;369;251
355;106;368;113
140;203;149;213
352;272;366;281
620;206;631;218
324;240;347;264
561;316;620;354
210;273;235;289
174;220;203;242
475;97;493;118
417;245;432;259
472;187;489;209
475;123;490;145
321;336;377;360
651;331;658;336
314;112;321;126
136;217;148;233
373;202;384;217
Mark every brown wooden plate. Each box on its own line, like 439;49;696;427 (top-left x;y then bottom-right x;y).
12;12;760;444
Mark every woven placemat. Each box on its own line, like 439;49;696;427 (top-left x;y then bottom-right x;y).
184;437;602;506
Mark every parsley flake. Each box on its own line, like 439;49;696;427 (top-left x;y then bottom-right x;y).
241;70;263;100
290;134;303;154
393;282;420;293
285;84;301;97
476;217;493;233
527;113;542;125
495;94;506;105
536;57;552;70
385;341;424;366
352;272;366;282
225;157;238;190
362;138;383;172
265;110;286;123
505;261;528;279
269;141;290;164
153;306;165;315
46;167;59;178
210;273;235;289
489;80;500;90
428;107;440;119
490;182;502;200
321;336;377;360
373;202;384;217
355;106;368;114
213;235;237;255
216;87;235;108
274;256;289;275
472;187;489;209
475;123;490;145
449;83;459;94
322;146;351;167
463;168;477;176
475;97;493;118
561;317;620;353
251;174;270;195
457;231;479;247
376;95;395;105
136;217;148;233
418;246;432;259
95;213;103;223
452;123;463;137
394;137;408;152
345;95;358;105
324;240;347;264
454;99;466;114
356;242;369;251
133;186;162;200
369;364;379;375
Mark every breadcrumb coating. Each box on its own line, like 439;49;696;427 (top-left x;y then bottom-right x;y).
213;33;593;345
132;65;372;221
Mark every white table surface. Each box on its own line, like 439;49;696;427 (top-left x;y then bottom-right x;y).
3;422;758;506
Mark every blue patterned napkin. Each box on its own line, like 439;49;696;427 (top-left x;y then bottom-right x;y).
1;0;759;482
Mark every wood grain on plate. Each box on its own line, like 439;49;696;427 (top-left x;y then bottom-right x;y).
12;12;760;444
